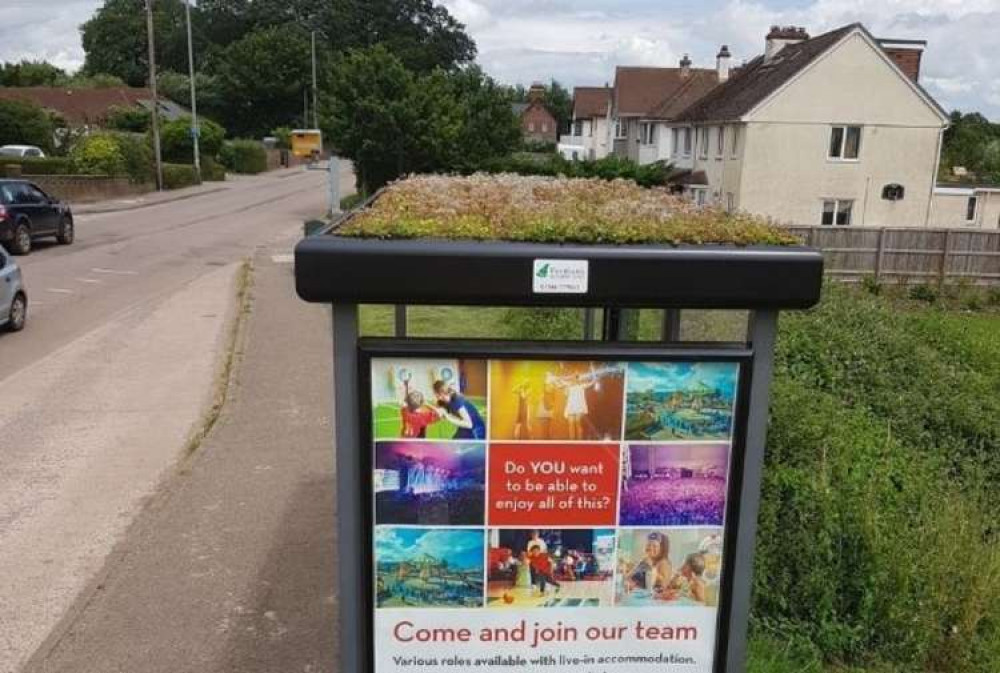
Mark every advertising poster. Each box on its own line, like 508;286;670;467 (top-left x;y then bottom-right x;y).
369;357;741;672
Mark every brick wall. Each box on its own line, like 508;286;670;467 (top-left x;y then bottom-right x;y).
28;175;153;203
883;47;922;82
521;104;558;144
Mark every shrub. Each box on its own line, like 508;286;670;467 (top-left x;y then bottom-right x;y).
501;307;584;340
161;163;201;190
219;139;267;174
987;287;1000;306
109;132;153;183
0;98;55;152
158;117;226;164
0;156;73;175
105;105;150;133
860;274;882;296
70;134;126;176
271;126;292;150
477;153;673;188
200;156;226;182
908;283;938;303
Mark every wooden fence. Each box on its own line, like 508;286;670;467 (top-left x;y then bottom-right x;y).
786;226;1000;286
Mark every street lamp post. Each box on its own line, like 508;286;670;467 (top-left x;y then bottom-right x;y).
184;0;201;180
145;0;164;191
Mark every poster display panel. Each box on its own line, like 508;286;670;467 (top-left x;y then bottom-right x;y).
367;355;744;673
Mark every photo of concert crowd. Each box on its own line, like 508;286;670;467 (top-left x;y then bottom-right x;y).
374;442;486;525
625;362;739;441
619;443;730;526
486;528;615;608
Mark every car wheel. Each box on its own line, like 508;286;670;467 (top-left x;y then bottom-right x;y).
57;216;74;244
11;222;31;255
6;292;26;331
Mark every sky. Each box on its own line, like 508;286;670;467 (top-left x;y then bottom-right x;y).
1;0;997;120
627;362;738;397
375;528;485;569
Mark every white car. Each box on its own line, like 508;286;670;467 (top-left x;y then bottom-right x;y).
0;245;27;331
0;145;46;159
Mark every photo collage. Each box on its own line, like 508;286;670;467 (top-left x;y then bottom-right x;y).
370;357;740;612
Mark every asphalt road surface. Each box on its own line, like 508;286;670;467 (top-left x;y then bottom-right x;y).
0;165;351;673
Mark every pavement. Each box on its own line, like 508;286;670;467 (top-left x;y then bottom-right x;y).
0;163;353;673
22;252;337;673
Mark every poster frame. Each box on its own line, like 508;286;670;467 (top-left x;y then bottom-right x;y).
356;337;757;673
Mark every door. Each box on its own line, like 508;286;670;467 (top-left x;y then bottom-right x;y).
0;249;13;323
26;183;60;233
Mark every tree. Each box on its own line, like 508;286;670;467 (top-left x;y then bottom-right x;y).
0;60;67;87
211;25;318;137
81;0;203;87
0;99;55;152
156;70;227;120
941;110;1000;181
106;105;151;133
510;79;573;137
158;116;226;163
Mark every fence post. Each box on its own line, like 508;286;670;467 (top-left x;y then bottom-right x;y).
938;230;952;289
873;228;886;282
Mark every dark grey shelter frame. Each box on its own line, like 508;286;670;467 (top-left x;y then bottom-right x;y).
295;234;823;673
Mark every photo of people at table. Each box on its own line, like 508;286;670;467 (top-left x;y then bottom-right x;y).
490;360;625;441
374;441;486;525
370;358;487;440
625;362;738;441
486;528;615;607
615;528;724;607
619;443;730;526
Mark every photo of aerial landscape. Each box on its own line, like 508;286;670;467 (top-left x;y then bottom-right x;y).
625;362;739;441
374;528;485;608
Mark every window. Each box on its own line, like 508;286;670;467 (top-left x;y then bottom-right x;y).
671;128;679;155
829;125;861;160
726;193;735;213
586;121;593;138
573;120;583;136
966;196;978;223
528;122;535;132
541;122;548;133
639;122;655;145
695;189;707;206
731;126;740;158
25;148;42;158
614;118;627;139
699;128;709;159
821;199;854;226
716;126;725;157
683;128;692;155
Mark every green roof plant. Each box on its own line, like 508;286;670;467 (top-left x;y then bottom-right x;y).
336;174;799;246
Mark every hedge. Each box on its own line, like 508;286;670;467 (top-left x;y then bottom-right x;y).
219;139;267;174
0;156;74;176
476;153;673;188
162;163;202;190
200;156;226;182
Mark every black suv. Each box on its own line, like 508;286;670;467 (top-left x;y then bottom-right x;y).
0;179;74;255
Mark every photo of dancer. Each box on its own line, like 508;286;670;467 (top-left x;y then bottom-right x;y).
625;362;739;441
375;528;485;609
486;528;615;608
490;361;625;441
370;358;487;440
619;443;730;526
374;442;486;525
615;528;724;608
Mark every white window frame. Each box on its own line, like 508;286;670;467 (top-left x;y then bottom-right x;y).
671;128;679;156
966;196;978;224
698;128;709;159
821;199;854;226
528;121;535;133
716;126;725;158
614;118;627;140
639;122;655;146
683;128;692;156
828;125;862;161
541;122;548;133
731;126;740;158
573;119;583;137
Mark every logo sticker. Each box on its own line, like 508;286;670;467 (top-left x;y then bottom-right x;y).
532;259;588;294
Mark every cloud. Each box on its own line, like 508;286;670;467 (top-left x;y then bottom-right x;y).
0;0;100;72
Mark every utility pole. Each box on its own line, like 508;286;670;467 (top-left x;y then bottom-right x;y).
146;0;163;191
311;30;318;129
184;0;200;180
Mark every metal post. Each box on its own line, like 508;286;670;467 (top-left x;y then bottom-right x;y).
662;309;681;342
328;155;341;217
724;310;779;673
184;0;200;181
145;0;163;191
873;228;886;282
311;30;319;130
332;304;367;673
394;305;407;337
582;308;595;340
602;307;621;341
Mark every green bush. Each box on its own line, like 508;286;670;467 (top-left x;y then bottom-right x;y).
219;139;267;174
158;117;226;164
200;156;226;181
70;134;126;176
105;105;150;133
908;283;938;303
0;156;73;175
0;98;54;152
161;163;202;190
501;307;585;340
108;132;153;183
477;153;672;188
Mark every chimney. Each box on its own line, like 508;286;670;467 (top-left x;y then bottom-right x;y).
527;82;545;103
679;54;692;77
765;26;809;61
716;45;732;82
878;39;925;83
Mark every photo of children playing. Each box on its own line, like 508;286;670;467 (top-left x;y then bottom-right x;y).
374;442;486;525
625;362;738;441
615;528;724;608
619;443;730;526
371;358;487;440
490;360;625;441
375;528;485;609
487;528;615;608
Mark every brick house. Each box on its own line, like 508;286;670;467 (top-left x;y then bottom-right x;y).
513;83;558;145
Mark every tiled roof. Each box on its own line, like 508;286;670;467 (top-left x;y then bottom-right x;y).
0;87;187;125
675;24;856;122
614;67;719;119
572;87;611;118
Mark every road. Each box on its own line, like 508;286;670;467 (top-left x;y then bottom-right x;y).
0;165;352;673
